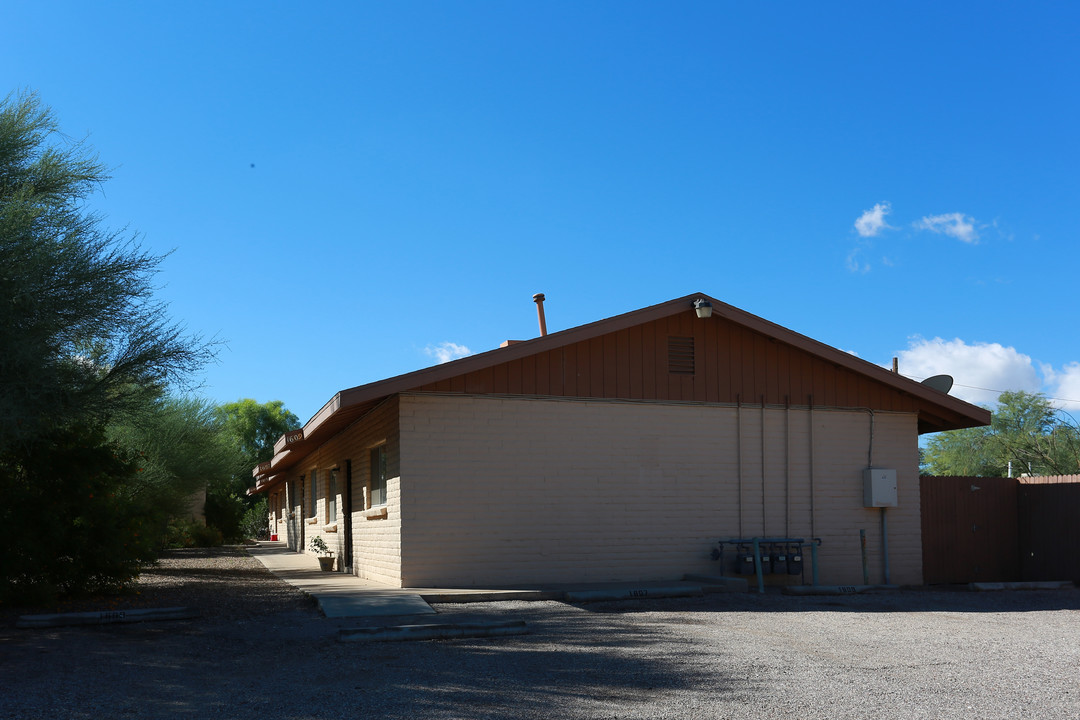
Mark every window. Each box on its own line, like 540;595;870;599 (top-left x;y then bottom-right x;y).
308;470;317;518
328;469;338;523
370;445;387;507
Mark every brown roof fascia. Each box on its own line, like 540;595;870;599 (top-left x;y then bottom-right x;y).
251;292;990;487
250;295;696;487
247;472;283;496
334;294;692;406
701;295;992;430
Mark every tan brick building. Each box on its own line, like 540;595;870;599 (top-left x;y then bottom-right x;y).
251;293;989;588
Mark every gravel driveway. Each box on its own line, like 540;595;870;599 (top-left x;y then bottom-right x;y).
2;546;1078;719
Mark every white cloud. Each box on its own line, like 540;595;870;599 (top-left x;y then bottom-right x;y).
915;212;979;243
854;202;893;237
895;337;1039;406
424;341;472;364
845;248;870;273
1043;362;1080;413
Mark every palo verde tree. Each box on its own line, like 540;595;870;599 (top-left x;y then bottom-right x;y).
0;91;215;601
108;394;238;545
921;390;1080;477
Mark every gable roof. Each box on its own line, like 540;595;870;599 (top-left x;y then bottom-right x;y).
249;292;990;493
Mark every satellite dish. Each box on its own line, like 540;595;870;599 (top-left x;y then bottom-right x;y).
921;374;954;394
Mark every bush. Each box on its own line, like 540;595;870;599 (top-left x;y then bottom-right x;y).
239;497;269;541
0;424;161;604
163;518;223;548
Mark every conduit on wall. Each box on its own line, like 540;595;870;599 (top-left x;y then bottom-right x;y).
863;407;891;585
760;395;767;536
785;396;791;538
736;395;743;538
734;397;823;551
809;395;816;540
865;408;875;467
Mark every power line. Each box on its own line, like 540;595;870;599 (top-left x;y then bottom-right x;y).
899;374;1080;407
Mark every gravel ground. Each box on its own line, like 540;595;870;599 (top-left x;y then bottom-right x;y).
2;546;1079;719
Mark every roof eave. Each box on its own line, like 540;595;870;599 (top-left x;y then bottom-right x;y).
251;291;991;476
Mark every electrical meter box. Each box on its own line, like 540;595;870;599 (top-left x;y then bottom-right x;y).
863;468;898;507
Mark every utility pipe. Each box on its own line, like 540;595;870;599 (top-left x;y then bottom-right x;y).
737;395;744;537
533;293;548;336
881;508;891;585
760;395;766;536
866;408;875;467
752;538;765;594
860;529;869;585
785;396;791;538
809;395;816;540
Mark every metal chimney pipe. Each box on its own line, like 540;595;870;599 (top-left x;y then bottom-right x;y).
532;293;547;336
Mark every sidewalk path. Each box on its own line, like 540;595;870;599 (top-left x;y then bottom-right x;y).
248;541;744;619
247;542;435;618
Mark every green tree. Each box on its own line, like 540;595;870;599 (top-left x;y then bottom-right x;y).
108;395;238;537
216;399;300;470
0;91;215;600
208;399;300;539
922;391;1080;477
0;92;213;451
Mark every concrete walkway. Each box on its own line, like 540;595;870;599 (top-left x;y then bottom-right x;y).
248;543;437;618
248;541;747;619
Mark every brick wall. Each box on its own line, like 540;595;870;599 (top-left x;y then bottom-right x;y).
282;396;402;585
398;393;921;587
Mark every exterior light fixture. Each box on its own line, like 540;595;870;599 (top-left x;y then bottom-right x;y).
693;298;713;318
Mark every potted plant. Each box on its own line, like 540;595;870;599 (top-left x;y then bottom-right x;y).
309;536;335;571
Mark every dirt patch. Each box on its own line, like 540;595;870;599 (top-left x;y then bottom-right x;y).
0;545;315;627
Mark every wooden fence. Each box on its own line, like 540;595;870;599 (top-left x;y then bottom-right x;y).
920;475;1080;585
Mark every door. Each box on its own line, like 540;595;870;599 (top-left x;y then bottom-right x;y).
341;460;353;573
920;476;1019;584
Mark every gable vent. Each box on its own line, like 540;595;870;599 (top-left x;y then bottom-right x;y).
668;336;695;374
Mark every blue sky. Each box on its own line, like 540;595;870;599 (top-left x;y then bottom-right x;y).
5;2;1079;423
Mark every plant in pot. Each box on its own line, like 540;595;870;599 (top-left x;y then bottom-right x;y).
309;536;335;571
